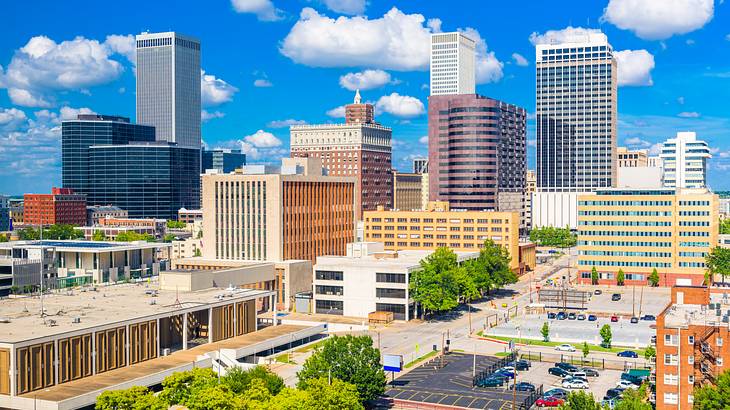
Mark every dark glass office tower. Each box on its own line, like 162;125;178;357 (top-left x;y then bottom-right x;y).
88;143;200;219
201;149;246;173
62;115;155;194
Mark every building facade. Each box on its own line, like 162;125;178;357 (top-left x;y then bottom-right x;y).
392;171;423;211
23;188;86;226
413;158;428;174
136;32;201;149
202;157;355;264
525;170;536;229
290;92;392;220
202;149;246;173
86;205;128;226
660;132;712;189
617;147;648;167
178;208;203;223
363;202;528;272
430;32;475;96
577;188;719;286
427;94;527;214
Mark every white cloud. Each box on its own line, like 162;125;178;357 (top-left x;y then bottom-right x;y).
529;26;602;45
686;39;696;45
0;109;68;179
0;35;128;107
418;135;429;144
201;110;225;122
601;0;714;40
615;50;655;87
0;107;27;129
59;106;94;120
104;34;136;64
677;96;685;105
511;53;528;66
339;69;392;90
253;78;273;87
230;0;283;21
427;18;442;33
375;93;425;118
244;129;282;148
322;0;367;15
459;27;503;84
201;70;238;106
625;137;652;147
267;119;307;128
678;111;701;118
326;105;346;118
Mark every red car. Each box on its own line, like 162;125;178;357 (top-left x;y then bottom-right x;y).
610;315;619;322
536;396;564;407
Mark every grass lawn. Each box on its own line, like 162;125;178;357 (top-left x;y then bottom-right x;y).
494;351;511;357
479;333;646;356
404;350;440;368
274;353;295;364
294;338;328;353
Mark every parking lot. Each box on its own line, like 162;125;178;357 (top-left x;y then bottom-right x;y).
515;361;623;403
581;287;670;316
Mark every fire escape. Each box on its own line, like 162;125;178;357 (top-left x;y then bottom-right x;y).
694;326;718;387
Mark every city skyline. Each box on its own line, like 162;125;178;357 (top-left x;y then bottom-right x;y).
1;0;730;194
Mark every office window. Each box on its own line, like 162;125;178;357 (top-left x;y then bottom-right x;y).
663;374;678;385
664;354;677;365
688;395;693;404
688;355;694;365
718;357;724;366
664;393;678;404
688;335;695;345
718;337;724;346
688;375;694;384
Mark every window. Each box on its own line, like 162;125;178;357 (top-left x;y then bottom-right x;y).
315;285;343;296
688;395;694;404
688;335;695;345
718;357;724;366
376;288;406;299
688;375;694;384
664;354;678;365
718;337;724;347
315;299;343;315
665;334;677;346
664;393;678;405
376;272;406;283
688;355;694;365
663;374;678;385
315;270;343;281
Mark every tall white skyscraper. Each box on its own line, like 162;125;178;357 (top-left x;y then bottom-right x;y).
430;32;475;96
660;132;712;188
136;32;201;149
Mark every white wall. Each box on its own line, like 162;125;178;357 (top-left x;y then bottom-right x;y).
531;191;592;230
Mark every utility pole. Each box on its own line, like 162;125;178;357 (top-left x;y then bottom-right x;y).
512;348;518;410
468;302;472;335
472;343;476;378
441;332;445;368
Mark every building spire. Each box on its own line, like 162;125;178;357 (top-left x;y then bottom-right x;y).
354;89;361;104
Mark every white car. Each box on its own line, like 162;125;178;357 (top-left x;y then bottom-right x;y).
555;344;576;352
563;379;589;389
616;380;638;389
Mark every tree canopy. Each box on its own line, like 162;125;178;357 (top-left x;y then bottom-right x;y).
297;334;385;403
115;231;156;242
558;391;602;410
167;220;187;229
720;218;730;235
706;246;730;284
693;369;730;409
600;324;612;348
18;224;84;240
529;226;576;248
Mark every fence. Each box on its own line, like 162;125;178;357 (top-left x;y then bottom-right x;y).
518;350;651;371
472;352;516;386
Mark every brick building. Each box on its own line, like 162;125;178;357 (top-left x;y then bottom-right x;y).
23;187;86;226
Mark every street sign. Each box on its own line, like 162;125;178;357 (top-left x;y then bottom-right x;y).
383;354;403;372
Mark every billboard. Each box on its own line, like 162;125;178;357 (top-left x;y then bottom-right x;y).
383;354;403;372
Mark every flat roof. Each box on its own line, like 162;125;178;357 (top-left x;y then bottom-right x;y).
0;240;168;253
0;279;274;344
315;250;478;270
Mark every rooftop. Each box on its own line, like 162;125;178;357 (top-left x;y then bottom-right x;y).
0;279;273;344
663;291;730;329
316;247;479;270
0;240;167;253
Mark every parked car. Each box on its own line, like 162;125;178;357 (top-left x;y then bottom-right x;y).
621;373;646;384
536;396;564;407
557;312;567;320
617;350;638;358
555;344;576;352
594;289;603;295
604;388;624;400
569;371;588;380
581;367;600;377
494;369;515;379
641;315;656;321
616;380;639;389
630;317;639;324
548;312;557;319
548;367;571;377
611;315;619;322
588;314;598;321
562;379;589;389
577;314;586;321
543;388;568;400
556;362;578;372
568;312;577;320
510;382;536;392
563;375;589;384
477;376;504;387
611;293;622;301
509;359;531;371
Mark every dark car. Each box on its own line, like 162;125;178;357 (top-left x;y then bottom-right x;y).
577;314;586;321
611;293;622;301
630;317;639;324
557;312;567;320
548;312;557;319
543;388;568;400
594;289;602;295
510;382;536;392
588;314;598;321
549;367;570;377
621;373;646;384
509;359;531;371
494;369;515;379
556;362;578;372
604;388;624;400
617;350;638;358
581;367;600;377
568;312;577;320
642;315;656;321
477;376;504;387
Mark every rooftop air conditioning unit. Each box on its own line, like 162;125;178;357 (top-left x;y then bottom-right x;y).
72;317;81;324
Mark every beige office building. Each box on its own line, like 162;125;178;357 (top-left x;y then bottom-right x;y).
392;171;423;211
617;146;648;167
202;157;355;264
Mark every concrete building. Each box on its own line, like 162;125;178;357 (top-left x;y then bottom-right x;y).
345;89;374;124
202;149;246;173
648;155;664;169
428;94;527;215
8;200;22;226
313;242;478;320
392;171;423;211
616;167;663;189
23;188;86;226
80;217;166;240
170;237;204;260
421;173;430;211
290;92;392;220
363;202;534;273
412;158;428;174
86;205;127;226
136;32;201;150
178;208;203;223
202;157;355;264
430;32;475;96
533;31;618;229
720;198;730;219
655;285;730;409
525;170;536;230
577;188;719;286
0;198;9;231
617;147;648;167
660;132;712;189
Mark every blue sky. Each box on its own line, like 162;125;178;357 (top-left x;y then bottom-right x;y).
1;0;729;195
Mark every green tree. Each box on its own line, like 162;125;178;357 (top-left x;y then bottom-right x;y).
541;322;550;342
44;224;84;240
163;233;176;242
167;220;187;229
616;269;625;286
613;383;652;410
529;226;577;248
115;231;155;242
184;384;240;410
410;247;460;316
268;388;311;410
591;266;599;285
92;230;107;241
600;324;612;348
467;239;516;295
693;369;730;410
720;218;730;235
582;341;589;359
644;345;656;361
194;248;202;257
0;233;8;242
558;391;601;410
706;247;730;284
222;366;284;395
18;227;40;240
453;265;479;303
95;386;166;410
297;335;385;403
648;268;660;287
158;368;217;406
302;377;364;410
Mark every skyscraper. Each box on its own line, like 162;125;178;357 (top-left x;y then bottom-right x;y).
430;32;476;96
660;132;712;189
532;31;618;228
202;149;247;173
136;32;201;149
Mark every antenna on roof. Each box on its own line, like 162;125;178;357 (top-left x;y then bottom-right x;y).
173;285;182;308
